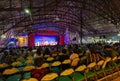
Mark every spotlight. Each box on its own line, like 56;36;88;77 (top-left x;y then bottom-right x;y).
24;8;31;14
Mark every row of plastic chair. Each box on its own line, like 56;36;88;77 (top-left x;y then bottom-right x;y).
1;55;120;81
40;56;120;81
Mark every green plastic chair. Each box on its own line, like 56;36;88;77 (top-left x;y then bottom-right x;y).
73;72;85;81
0;78;3;81
57;76;72;81
23;72;31;79
74;65;86;81
58;68;74;81
51;61;61;73
6;74;21;81
18;66;24;71
51;67;60;73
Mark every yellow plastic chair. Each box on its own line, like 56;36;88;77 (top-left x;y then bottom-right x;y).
23;66;35;72
40;63;49;69
26;56;33;60
95;60;105;79
16;57;24;61
75;65;86;72
3;68;20;75
71;58;80;67
11;61;22;67
62;59;71;70
25;60;34;65
51;61;61;73
41;73;58;81
62;59;71;64
84;62;96;81
60;68;74;76
22;78;38;81
52;54;57;57
44;55;50;58
46;57;54;62
74;65;87;81
0;63;9;69
58;68;74;81
110;56;119;78
101;57;112;81
118;56;120;60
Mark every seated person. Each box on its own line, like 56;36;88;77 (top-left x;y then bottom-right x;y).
31;57;50;81
59;49;70;70
103;45;118;58
59;49;69;62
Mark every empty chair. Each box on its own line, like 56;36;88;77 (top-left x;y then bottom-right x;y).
23;66;35;72
41;73;58;81
101;57;112;81
6;74;21;81
51;61;61;73
25;60;34;66
95;60;104;79
57;68;74;81
40;63;49;69
46;57;55;64
61;59;71;70
3;68;20;75
73;65;87;81
23;72;31;79
84;62;96;81
71;58;80;68
22;78;38;81
52;54;57;57
0;78;3;81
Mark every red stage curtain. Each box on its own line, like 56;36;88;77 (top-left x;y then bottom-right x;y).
28;34;35;46
59;35;64;45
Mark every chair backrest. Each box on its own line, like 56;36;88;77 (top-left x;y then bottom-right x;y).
97;60;104;66
71;58;80;67
25;59;34;64
75;65;86;72
11;61;22;67
41;63;49;68
87;62;96;68
0;63;8;69
44;55;50;58
62;59;71;64
6;74;21;81
118;56;120;59
52;54;57;57
46;57;54;61
60;68;74;76
23;66;35;72
41;73;58;81
17;57;24;61
102;61;107;69
57;76;72;81
112;56;117;61
51;61;61;67
3;68;20;75
26;56;33;60
105;57;111;62
22;78;38;81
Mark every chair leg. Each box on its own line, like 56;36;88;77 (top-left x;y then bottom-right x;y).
93;69;98;80
84;73;87;81
102;69;108;81
107;64;115;80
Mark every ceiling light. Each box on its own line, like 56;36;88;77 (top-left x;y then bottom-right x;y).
24;8;31;14
117;33;120;36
